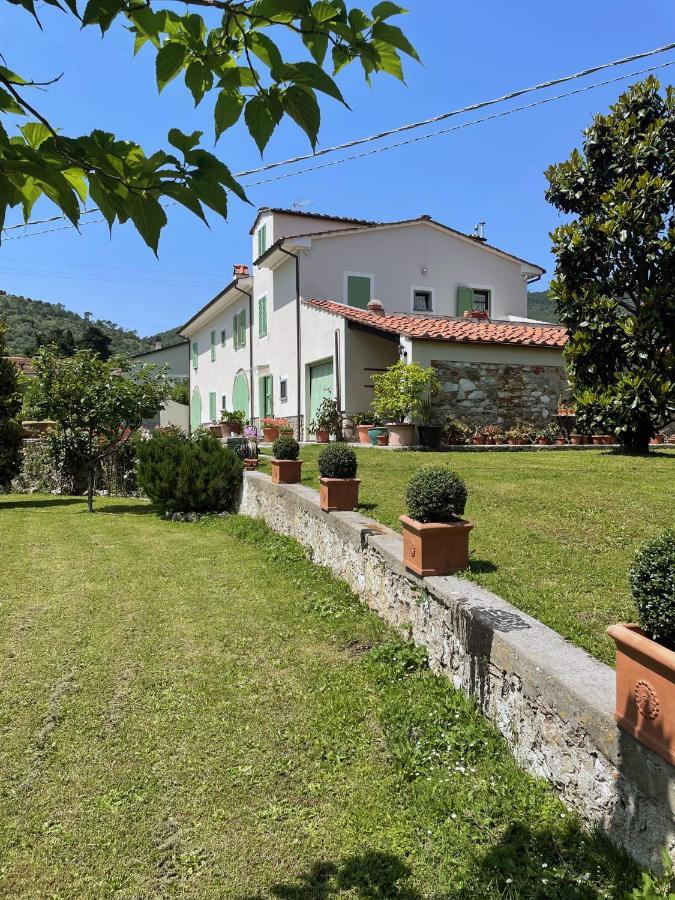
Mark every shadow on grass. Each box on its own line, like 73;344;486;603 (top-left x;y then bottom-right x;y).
357;502;379;513
469;558;498;574
95;503;156;516
0;496;85;509
242;851;420;900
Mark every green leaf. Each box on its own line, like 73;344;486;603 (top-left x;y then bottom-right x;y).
348;8;371;32
156;41;188;91
244;95;282;154
81;0;124;32
62;167;88;203
0;66;27;85
191;176;229;218
372;39;403;80
162;181;207;223
279;61;346;104
311;1;338;22
371;21;419;60
168;128;203;155
372;1;406;21
0;88;26;115
19;122;52;149
283;85;320;149
214;91;245;141
301;23;328;65
126;194;167;255
248;32;284;70
218;66;258;89
185;59;213;105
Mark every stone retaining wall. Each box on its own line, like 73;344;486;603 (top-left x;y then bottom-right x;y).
241;473;675;869
434;360;568;426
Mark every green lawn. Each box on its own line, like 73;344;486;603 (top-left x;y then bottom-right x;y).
0;495;634;898
259;447;675;666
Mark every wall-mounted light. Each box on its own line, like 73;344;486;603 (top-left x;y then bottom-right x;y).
420;265;427;275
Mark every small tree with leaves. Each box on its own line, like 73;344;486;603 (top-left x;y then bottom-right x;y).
0;323;23;487
1;0;417;252
29;348;170;510
546;77;675;452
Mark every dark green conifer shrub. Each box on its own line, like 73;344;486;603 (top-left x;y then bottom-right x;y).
318;443;357;478
405;466;467;523
137;427;243;512
272;436;299;460
629;530;675;647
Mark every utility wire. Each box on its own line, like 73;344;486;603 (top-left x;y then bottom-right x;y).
4;51;675;242
3;41;675;237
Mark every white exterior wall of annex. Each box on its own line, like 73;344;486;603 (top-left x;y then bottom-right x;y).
298;222;532;319
186;294;251;427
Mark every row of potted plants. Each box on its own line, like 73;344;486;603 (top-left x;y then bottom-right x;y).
269;439;472;576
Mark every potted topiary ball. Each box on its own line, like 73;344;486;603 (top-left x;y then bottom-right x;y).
607;530;675;766
318;443;360;511
271;436;303;484
400;466;473;577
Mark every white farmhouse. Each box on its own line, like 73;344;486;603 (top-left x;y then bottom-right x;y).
180;207;568;436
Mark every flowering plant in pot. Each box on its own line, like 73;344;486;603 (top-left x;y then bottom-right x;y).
310;396;342;443
608;531;675;766
243;424;259;468
220;408;247;437
471;425;485;445
481;424;502;445
536;423;559;445
443;416;472;446
271;436;302;484
400;466;473;576
261;417;287;442
371;360;439;447
318;443;360;511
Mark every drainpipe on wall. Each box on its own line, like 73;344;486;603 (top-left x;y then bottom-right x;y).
234;283;254;423
279;246;302;439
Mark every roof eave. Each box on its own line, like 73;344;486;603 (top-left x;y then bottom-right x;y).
179;276;253;336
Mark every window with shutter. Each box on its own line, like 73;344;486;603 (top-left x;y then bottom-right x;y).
346;274;372;309
258;296;268;338
210;330;216;362
192;341;198;370
457;286;491;316
456;286;474;317
257;224;267;257
258;374;273;417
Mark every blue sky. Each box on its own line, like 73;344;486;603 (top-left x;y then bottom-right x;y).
2;0;675;335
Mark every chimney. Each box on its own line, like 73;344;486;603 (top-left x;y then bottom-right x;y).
154;340;162;350
470;221;487;243
233;263;250;278
463;309;489;320
367;298;385;315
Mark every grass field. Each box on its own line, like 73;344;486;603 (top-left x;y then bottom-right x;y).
0;495;635;898
259;446;674;666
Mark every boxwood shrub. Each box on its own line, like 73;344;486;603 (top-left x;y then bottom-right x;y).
318;443;358;479
405;466;467;523
272;436;299;460
629;530;675;647
137;427;243;513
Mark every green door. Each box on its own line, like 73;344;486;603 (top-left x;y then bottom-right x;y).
232;373;249;416
259;374;273;418
309;361;333;431
347;274;371;309
191;386;202;431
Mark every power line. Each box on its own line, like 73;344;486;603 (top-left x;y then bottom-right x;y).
3;40;675;237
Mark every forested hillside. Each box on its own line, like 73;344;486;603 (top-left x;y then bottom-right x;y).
0;291;183;356
527;290;559;323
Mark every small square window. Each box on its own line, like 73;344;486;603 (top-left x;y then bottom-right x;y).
413;290;432;312
280;377;288;402
473;289;490;313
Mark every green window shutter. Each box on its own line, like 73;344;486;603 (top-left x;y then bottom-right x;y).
192;340;198;370
209;391;217;421
258;224;266;257
258;376;266;417
457;286;474;317
266;375;273;417
347;275;371;309
233;315;238;349
210;329;216;362
258;296;267;337
239;309;247;347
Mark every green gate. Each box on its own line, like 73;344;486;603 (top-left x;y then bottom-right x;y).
309;361;333;431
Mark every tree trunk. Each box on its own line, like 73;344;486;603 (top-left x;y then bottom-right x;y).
87;466;95;513
621;424;652;455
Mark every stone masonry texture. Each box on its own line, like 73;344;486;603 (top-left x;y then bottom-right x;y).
241;473;675;870
433;360;569;426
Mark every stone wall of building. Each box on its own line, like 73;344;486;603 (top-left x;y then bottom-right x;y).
433;360;568;426
241;472;675;870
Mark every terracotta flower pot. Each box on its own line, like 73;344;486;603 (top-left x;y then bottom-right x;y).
607;623;675;767
220;421;242;437
357;424;373;445
315;430;330;444
387;423;416;447
319;477;361;512
485;437;497;445
555;438;567;446
472;435;485;445
508;439;519;446
650;435;665;445
243;458;258;470
209;424;223;437
271;458;303;484
377;433;389;446
570;434;584;445
591;435;606;445
602;435;614;445
368;427;387;447
537;437;552;445
400;515;474;577
263;427;279;443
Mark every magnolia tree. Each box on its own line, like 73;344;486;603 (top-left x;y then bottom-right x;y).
29;349;170;511
0;323;23;487
1;0;417;251
546;77;675;452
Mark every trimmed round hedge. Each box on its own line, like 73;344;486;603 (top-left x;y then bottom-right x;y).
405;465;467;523
629;529;675;647
318;442;358;479
272;436;299;460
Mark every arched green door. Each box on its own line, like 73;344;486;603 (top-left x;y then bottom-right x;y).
191;386;202;431
233;373;249;416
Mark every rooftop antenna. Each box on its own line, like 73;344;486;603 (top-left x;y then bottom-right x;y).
473;221;487;243
292;198;313;210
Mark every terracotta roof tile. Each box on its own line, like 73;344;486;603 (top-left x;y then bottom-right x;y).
304;300;567;349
